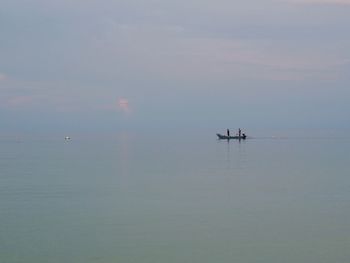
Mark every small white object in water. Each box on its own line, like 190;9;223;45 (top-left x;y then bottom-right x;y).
65;136;71;140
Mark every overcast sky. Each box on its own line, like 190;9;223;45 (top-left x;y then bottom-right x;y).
1;0;350;134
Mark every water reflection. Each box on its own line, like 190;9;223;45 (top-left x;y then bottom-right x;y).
218;138;247;173
116;133;132;177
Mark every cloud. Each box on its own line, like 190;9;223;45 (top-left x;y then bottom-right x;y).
288;0;350;5
81;21;349;82
1;93;80;112
118;98;130;113
3;95;36;109
0;73;7;81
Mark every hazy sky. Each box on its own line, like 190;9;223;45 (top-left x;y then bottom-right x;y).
1;0;350;133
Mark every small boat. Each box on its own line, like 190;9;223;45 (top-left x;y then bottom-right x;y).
216;133;246;140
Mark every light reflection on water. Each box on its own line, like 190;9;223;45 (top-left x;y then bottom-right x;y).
0;133;350;263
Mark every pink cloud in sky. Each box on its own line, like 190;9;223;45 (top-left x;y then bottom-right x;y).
4;95;36;109
182;37;348;81
0;73;7;81
2;94;60;110
118;98;130;113
289;0;350;5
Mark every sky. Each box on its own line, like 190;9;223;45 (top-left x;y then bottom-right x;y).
1;0;350;134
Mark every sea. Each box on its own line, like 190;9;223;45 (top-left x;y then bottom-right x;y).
1;130;350;263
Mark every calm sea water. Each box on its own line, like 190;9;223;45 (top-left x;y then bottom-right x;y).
1;132;350;263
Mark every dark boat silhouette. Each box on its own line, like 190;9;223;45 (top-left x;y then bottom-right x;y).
216;133;247;140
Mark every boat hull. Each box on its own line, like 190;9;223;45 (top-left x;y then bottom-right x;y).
216;133;246;140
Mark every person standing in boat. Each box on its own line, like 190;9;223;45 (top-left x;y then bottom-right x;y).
227;129;230;137
238;128;241;137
